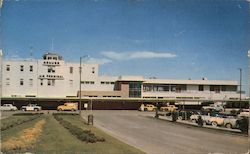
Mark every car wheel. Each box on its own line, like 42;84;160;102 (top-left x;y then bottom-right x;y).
34;108;38;111
58;108;62;111
211;121;218;127
191;119;197;123
22;108;26;111
144;108;148;111
225;123;232;129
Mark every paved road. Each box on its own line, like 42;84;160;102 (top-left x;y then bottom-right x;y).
82;110;249;154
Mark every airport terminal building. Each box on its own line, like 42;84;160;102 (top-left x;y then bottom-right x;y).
0;52;246;109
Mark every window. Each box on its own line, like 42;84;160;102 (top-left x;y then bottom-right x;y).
47;79;51;86
69;80;73;87
30;65;33;72
90;81;94;84
210;85;220;93
29;79;33;86
52;79;55;86
129;82;142;98
70;67;73;74
20;65;24;71
48;57;52;60
48;66;55;73
20;79;24;86
199;85;204;91
92;67;95;74
6;78;10;86
53;57;57;60
6;65;10;71
40;79;43;86
111;82;115;84
101;81;105;84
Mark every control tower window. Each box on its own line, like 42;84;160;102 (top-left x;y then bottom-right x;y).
6;65;10;71
20;65;24;71
48;66;55;73
70;67;73;74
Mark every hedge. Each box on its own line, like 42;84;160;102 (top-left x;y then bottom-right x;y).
53;114;105;143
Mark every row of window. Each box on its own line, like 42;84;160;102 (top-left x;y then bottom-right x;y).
143;85;237;92
101;81;115;85
69;67;95;74
6;65;33;72
43;61;60;65
5;78;34;86
82;81;95;84
40;79;55;86
5;78;56;86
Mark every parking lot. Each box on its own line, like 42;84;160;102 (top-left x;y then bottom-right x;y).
82;110;249;154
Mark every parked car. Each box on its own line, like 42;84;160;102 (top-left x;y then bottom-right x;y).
21;104;42;111
0;104;17;111
190;114;211;124
57;102;78;111
139;104;156;111
223;117;238;129
202;104;224;112
238;109;249;118
160;105;178;112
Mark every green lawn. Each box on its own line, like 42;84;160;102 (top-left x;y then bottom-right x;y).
1;114;144;154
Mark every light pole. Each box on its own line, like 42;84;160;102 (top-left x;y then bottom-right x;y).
79;55;89;115
238;68;242;101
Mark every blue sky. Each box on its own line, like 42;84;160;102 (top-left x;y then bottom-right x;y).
1;0;249;93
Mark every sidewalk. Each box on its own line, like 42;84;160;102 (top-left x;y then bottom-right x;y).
157;115;244;134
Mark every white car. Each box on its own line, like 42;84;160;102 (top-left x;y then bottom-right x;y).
0;104;18;111
190;114;211;124
21;104;42;111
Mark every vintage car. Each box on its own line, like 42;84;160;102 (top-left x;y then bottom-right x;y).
21;104;42;111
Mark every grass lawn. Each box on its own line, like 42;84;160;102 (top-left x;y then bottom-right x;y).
1;115;44;141
1;114;144;154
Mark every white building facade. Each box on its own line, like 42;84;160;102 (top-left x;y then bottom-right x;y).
1;52;245;101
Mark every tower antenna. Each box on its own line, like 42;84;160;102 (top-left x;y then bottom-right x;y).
51;38;54;51
29;46;33;59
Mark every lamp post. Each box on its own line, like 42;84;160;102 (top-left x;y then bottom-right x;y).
238;68;242;101
79;55;89;115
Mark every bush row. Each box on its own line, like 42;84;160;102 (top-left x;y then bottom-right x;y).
1;114;42;131
53;115;105;143
13;113;44;116
53;113;79;116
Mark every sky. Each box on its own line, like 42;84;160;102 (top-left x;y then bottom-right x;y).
1;0;249;93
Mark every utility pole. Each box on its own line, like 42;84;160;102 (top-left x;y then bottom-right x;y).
79;57;82;115
79;55;89;115
238;68;242;101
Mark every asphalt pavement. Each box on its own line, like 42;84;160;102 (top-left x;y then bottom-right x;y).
82;110;249;154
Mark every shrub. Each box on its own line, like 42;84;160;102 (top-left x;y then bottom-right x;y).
171;112;178;122
13;113;44;116
53;114;105;143
237;117;249;134
197;116;204;127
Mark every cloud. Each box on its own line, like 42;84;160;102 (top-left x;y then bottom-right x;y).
101;51;177;61
86;57;112;65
